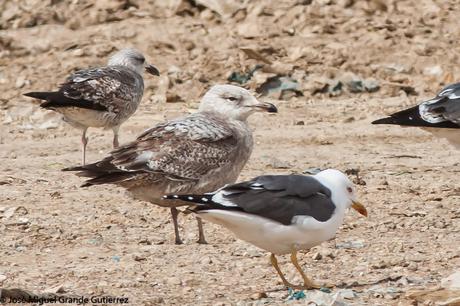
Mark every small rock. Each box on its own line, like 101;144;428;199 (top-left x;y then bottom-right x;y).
195;0;240;19
250;292;267;300
336;239;365;249
0;274;7;282
200;256;212;265
71;48;85;57
150;297;164;304
17;217;29;224
312;252;322;260
167;277;182;286
441;270;460;290
303;168;323;175
133;254;146;261
267;158;292;169
423;65;443;77
45;284;65;293
337;289;356;299
15;76;29;89
3;207;18;219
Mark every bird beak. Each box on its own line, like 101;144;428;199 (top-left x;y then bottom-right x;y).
145;64;160;76
252;101;278;113
351;201;367;217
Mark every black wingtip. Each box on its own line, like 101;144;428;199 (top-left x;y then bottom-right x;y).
371;117;397;125
267;104;278;113
23;91;49;100
62;166;84;172
372;105;460;129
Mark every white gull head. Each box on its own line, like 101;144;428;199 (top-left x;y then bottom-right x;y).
108;48;159;76
314;169;367;217
199;84;277;121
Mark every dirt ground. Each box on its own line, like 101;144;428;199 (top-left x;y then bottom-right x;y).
1;0;459;305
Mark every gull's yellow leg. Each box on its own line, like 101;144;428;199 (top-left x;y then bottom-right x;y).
270;254;304;289
290;249;321;290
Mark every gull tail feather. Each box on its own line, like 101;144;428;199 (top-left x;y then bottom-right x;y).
63;160;135;187
24;91;107;111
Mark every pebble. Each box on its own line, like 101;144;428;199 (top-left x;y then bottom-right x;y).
15;76;29;88
337;289;356;299
336;239;365;249
423;65;443;76
250;292;267;300
133;254;147;261
200;256;213;265
267;157;292;169
167;277;182;285
312;252;322;260
441;270;460;290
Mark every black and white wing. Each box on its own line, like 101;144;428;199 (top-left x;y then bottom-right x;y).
165;174;336;225
372;82;460;129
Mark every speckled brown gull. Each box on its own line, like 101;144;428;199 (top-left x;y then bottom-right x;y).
372;82;460;149
24;48;159;164
63;84;277;244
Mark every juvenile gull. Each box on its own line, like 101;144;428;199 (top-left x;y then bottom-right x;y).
24;48;160;164
372;82;460;148
63;84;277;244
164;169;367;289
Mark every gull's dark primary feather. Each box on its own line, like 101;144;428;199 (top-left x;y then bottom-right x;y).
24;91;108;111
372;105;460;128
372;82;460;129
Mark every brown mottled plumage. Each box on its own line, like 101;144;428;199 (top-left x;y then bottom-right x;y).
24;48;159;164
64;84;277;244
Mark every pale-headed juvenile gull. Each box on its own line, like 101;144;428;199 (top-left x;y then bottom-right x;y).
63;84;277;244
372;82;460;148
164;169;367;289
24;48;160;164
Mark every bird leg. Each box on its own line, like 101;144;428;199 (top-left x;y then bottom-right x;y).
81;128;88;165
170;207;183;245
270;254;304;290
112;126;120;148
196;217;207;244
290;249;321;290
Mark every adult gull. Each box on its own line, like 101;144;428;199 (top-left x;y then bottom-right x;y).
164;169;367;289
63;84;277;244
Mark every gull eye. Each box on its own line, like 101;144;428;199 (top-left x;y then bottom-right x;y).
227;96;238;102
347;187;353;193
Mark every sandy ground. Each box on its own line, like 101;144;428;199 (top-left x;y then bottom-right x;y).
1;1;460;305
